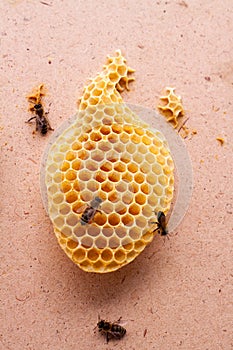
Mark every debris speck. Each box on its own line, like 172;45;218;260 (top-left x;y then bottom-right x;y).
216;137;225;145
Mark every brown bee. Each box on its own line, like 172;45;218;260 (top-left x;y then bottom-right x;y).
97;318;126;343
151;211;168;236
26;103;53;135
80;196;102;225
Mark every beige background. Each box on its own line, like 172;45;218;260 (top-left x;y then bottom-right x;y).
1;1;232;349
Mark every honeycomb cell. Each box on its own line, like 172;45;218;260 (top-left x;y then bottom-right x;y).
45;50;174;273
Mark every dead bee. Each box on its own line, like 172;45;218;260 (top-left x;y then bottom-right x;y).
80;196;102;225
97;318;126;343
151;211;168;236
26;103;53;135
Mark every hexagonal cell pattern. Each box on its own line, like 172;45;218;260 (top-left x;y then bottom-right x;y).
45;50;174;273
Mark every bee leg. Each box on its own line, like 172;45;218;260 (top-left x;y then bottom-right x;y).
26;116;36;123
106;332;110;344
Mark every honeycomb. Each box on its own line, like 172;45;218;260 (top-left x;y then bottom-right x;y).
45;50;174;273
158;87;185;128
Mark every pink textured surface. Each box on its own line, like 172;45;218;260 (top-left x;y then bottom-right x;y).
1;1;232;349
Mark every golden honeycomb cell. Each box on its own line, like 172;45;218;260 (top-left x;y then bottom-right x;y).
45;50;174;273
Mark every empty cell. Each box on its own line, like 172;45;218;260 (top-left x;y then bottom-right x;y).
92;148;106;161
109;72;119;82
72;142;82;150
60;181;72;193
133;153;144;163
138;144;147;154
109;236;120;249
114;143;125;153
114;249;126;262
47;163;58;174
112;124;123;134
152;163;162;175
146;173;157;185
104;106;115;116
128;182;138;194
127;163;138;173
101;201;114;214
53;153;65;162
92;88;102;97
66;191;78;203
135;216;147;228
129;204;140;215
102;227;114;237
158;174;168;186
163;165;173;176
122;214;134;226
122;173;133;183
100;162;112;172
110;94;118;103
86;180;100;192
140;183;150;194
65;170;77;181
54;216;65;228
108;213;120;226
153;184;163;196
59;144;70;153
145;153;156;164
66;214;79;226
140;162;151;173
115;227;127;239
59;203;71;215
73;248;86;262
134;173;145;184
98;142;112;153
80;191;93;202
93;260;104;271
167;157;174;168
129;227;141;240
60;161;70;172
165;186;173;198
53;193;64;204
160;146;170;157
100;125;111;135
95;236;107;249
73;226;86;237
126;143;136;154
78;170;91;181
81;236;94;249
142;204;153;217
101;249;113;261
48;184;59;195
87;82;95;92
117;65;127;76
54;172;64;184
87;248;99;262
135;193;146;205
103;117;113;125
108;134;118;143
73;180;81;192
122;192;133;204
147;194;158;207
120;133;130;143
83;115;93;124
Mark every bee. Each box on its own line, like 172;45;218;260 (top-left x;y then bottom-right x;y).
26;103;53;135
151;211;168;236
80;196;102;225
97;318;126;343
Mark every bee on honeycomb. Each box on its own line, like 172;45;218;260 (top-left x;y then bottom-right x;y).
45;50;174;273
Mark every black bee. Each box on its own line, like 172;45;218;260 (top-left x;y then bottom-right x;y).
26;103;53;135
80;196;102;225
97;318;126;343
151;211;168;236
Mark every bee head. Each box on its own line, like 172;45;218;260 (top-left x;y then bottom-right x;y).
97;320;105;329
34;103;42;109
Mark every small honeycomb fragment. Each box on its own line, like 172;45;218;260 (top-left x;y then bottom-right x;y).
158;87;185;128
45;50;174;273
